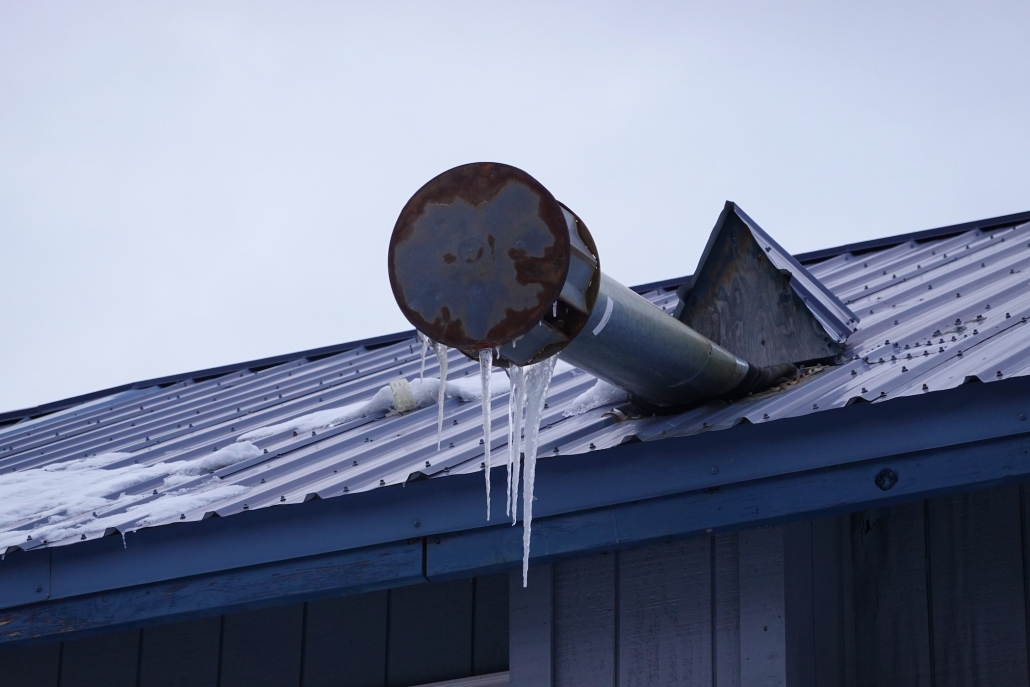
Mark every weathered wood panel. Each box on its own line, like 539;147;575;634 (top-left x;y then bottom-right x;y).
59;629;141;687
784;516;855;687
0;641;60;687
851;502;932;687
138;616;221;687
928;486;1029;686
509;565;553;687
553;554;616;687
387;579;473;687
220;604;304;687
784;521;816;687
302;591;388;687
473;573;509;676
739;527;785;687
618;538;713;686
714;533;741;687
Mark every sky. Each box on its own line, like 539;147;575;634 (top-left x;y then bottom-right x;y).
1;1;1028;413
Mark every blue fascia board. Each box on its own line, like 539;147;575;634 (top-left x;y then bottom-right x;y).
0;540;424;648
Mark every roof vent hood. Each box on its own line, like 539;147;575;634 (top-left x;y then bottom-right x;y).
387;163;841;410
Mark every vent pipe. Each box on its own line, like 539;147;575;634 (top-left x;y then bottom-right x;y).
388;163;794;409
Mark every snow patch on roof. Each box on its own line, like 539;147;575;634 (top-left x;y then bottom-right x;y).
0;442;260;551
238;373;511;442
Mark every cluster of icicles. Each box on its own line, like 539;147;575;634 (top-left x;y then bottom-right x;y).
418;332;556;587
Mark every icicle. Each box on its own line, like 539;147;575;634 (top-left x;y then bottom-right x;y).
479;349;493;520
435;342;449;450
507;365;526;523
418;332;431;381
552;301;558;318
520;356;557;587
121;532;127;549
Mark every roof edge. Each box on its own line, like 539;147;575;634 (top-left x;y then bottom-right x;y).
0;330;416;428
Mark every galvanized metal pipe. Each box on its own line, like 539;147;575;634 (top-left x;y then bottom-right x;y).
388;162;787;409
558;273;750;407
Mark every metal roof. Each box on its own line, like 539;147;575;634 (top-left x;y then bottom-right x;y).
4;214;1030;553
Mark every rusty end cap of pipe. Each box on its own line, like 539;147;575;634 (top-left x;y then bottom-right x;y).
388;162;571;350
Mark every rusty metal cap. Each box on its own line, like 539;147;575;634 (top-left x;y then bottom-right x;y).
388;162;571;350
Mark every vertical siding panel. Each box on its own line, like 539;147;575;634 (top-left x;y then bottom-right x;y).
509;565;553;687
714;533;741;687
59;630;141;687
839;515;857;687
618;538;712;687
553;554;615;687
387;580;473;687
220;604;305;687
851;502;932;687
473;573;510;675
784;521;815;687
303;591;388;687
928;486;1029;686
811;516;845;687
139;616;221;687
739;526;785;687
0;641;61;687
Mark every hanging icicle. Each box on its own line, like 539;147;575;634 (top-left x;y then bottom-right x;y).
519;356;557;587
506;365;526;523
479;349;494;520
434;342;449;450
418;331;431;381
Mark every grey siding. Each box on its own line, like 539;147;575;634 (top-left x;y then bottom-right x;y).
0;574;507;687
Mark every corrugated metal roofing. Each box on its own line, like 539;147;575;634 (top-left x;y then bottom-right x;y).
3;218;1030;553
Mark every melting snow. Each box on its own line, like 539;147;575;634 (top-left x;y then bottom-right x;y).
0;443;260;551
237;374;510;444
563;379;629;417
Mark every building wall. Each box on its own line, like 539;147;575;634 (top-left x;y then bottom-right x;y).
0;574;508;687
511;483;1030;687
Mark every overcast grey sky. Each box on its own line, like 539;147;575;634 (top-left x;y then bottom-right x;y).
1;2;1027;413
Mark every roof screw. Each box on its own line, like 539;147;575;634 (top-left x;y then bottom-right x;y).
812;403;819;409
280;496;286;502
379;479;386;486
997;371;1003;377
449;442;454;448
180;514;185;519
413;520;420;528
425;461;431;467
851;370;857;376
973;329;979;335
928;285;932;290
1007;313;1012;318
260;478;266;483
589;443;596;450
242;504;248;510
880;391;886;397
763;413;770;419
452;419;458;425
553;447;559;454
480;461;486;468
353;460;358;466
1020;414;1026;421
710;467;719;475
479;439;484;444
702;422;709;428
956;293;961;298
81;534;86;540
152;489;157;495
343;486;349;492
264;449;268;454
939;347;944;353
922;384;929;391
35;585;42;592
